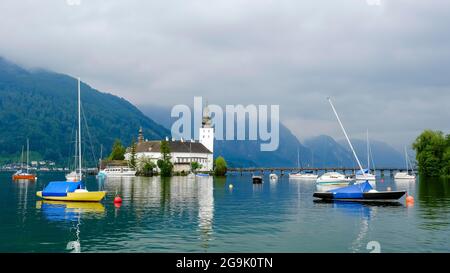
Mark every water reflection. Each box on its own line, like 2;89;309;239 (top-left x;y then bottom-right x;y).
417;177;450;233
36;201;105;253
16;180;33;224
103;176;215;249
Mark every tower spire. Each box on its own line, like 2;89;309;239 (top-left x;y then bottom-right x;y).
138;126;144;143
202;102;212;128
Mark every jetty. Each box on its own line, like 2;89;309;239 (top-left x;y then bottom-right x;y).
227;167;416;177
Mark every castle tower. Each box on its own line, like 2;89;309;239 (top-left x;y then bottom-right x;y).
199;104;214;154
138;127;144;144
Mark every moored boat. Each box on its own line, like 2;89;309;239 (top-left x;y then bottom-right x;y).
36;181;106;202
290;170;318;180
269;173;278;181
355;169;376;181
313;181;406;202
394;146;416;181
36;77;106;202
316;172;353;185
12;139;36;181
101;167;136;177
252;175;263;184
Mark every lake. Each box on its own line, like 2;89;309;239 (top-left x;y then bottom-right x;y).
1;172;449;253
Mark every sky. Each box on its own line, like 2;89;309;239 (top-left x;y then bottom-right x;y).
1;0;449;151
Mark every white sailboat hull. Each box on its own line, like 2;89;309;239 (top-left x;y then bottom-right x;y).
355;173;376;181
394;172;416;180
316;172;353;184
289;173;318;180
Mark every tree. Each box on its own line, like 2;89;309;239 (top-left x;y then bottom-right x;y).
109;139;126;160
130;138;137;168
191;161;202;173
214;156;227;176
412;130;447;177
157;140;173;177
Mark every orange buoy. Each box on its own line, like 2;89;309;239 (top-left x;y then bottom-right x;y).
406;194;415;204
114;195;122;204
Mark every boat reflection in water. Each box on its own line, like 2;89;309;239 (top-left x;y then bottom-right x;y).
314;199;401;252
36;201;105;253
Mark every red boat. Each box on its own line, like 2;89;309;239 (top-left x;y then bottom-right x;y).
12;172;36;181
12;138;37;181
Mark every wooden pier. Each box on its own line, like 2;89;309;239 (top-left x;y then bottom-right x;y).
227;167;416;177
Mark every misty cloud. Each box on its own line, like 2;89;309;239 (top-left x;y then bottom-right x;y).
1;0;449;150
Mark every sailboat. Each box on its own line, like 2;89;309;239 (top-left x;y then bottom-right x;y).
37;78;106;202
12;139;37;181
356;130;376;181
313;98;406;202
289;147;318;180
394;147;416;180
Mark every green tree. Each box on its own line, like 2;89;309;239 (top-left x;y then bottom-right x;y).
191;161;202;173
143;160;156;177
109;139;126;160
157;140;173;177
214;156;227;176
130;138;137;168
413;130;447;177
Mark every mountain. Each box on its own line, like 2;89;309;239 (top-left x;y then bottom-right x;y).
303;135;356;168
138;104;311;168
338;139;404;168
0;57;170;165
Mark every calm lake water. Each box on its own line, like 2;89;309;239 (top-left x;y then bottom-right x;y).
0;172;449;253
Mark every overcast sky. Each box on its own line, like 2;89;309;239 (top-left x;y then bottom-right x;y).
1;0;449;151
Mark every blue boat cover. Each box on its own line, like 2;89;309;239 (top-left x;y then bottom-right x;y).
42;181;84;197
356;169;370;175
329;181;373;199
305;170;314;174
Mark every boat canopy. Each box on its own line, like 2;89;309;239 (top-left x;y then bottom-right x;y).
356;169;370;175
42;181;84;197
304;170;314;174
328;181;373;199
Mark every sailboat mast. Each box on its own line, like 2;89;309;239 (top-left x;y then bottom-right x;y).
328;97;366;176
21;145;24;171
404;146;409;173
297;146;300;168
366;129;370;171
74;130;78;171
78;78;82;180
26;138;29;173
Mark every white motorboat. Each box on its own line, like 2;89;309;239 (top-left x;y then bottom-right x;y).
269;173;278;181
395;147;416;180
101;167;136;177
316;172;353;185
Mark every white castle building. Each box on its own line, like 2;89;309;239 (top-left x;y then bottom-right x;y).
125;106;214;172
